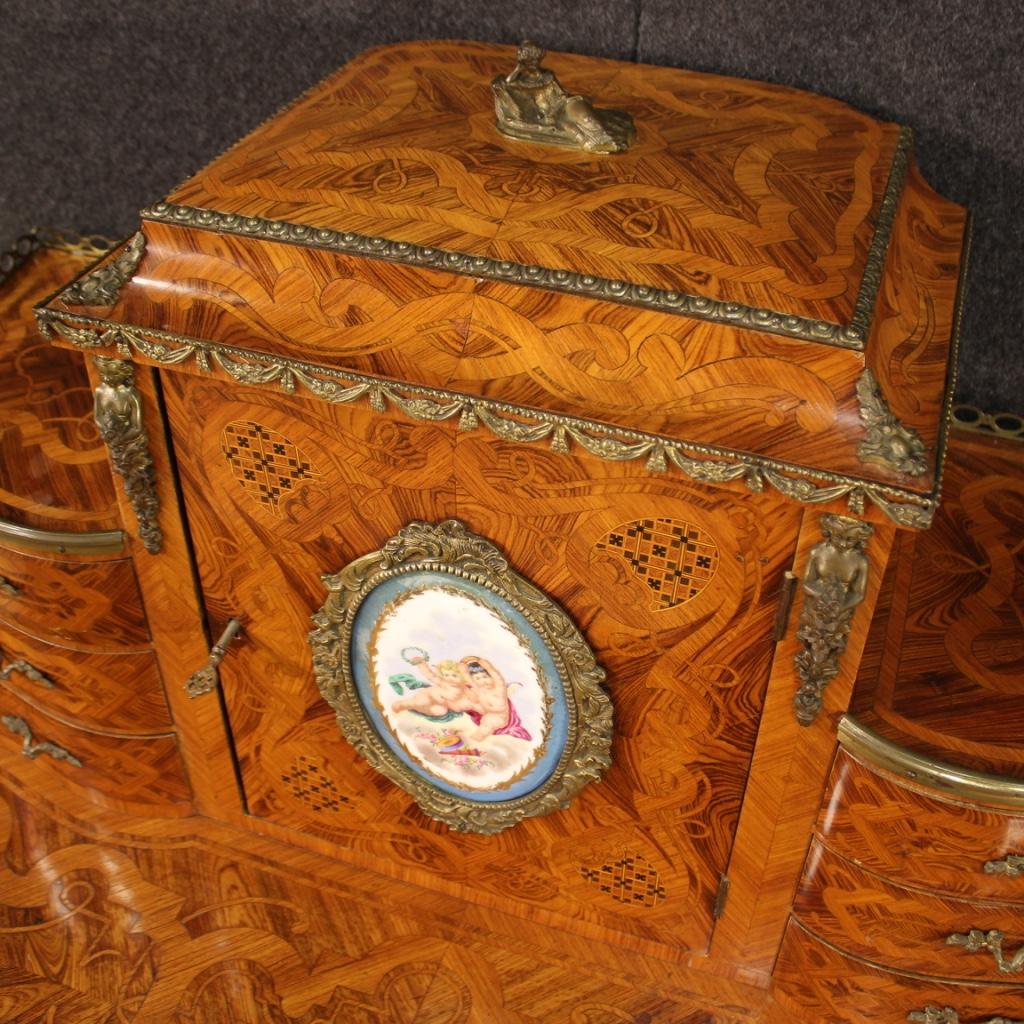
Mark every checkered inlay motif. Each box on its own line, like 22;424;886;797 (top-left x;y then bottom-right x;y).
280;755;350;814
221;421;318;515
595;517;720;610
579;851;667;908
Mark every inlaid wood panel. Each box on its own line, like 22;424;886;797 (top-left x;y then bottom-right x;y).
0;622;171;734
163;370;799;963
0;784;769;1023
0;544;150;652
0;242;119;533
773;919;1024;1024
818;749;1024;905
851;431;1024;776
0;688;190;815
167;40;902;324
793;839;1024;982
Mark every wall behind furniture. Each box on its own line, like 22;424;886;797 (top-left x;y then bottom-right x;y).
3;0;1020;413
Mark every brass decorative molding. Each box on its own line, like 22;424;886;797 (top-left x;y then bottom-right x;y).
908;1007;1024;1024
493;40;636;153
0;517;124;556
92;356;163;554
1;714;82;767
0;654;55;689
985;854;1024;878
838;716;1024;809
793;514;874;725
141;141;909;351
185;618;244;698
953;404;1024;442
946;929;1024;975
37;309;941;529
309;519;613;834
856;368;929;475
61;232;145;307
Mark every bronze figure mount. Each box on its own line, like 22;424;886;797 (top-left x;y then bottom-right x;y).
493;40;636;153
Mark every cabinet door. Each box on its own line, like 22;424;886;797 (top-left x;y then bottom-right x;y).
165;373;801;960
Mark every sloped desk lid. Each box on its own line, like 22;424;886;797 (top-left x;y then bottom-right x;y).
37;41;970;528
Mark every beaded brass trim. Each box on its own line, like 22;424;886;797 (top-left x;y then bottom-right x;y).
36;308;941;529
140;119;911;357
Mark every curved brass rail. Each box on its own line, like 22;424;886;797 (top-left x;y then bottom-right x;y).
837;716;1024;809
0;518;124;556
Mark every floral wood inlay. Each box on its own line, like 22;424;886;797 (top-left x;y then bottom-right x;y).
221;421;319;515
595;517;720;611
580;850;667;908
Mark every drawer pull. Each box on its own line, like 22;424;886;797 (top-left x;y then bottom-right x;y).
0;575;21;597
2;714;82;767
185;618;243;698
946;928;1024;974
984;854;1024;878
908;1006;1024;1024
0;655;55;689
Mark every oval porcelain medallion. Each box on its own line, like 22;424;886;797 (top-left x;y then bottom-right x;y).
309;520;612;834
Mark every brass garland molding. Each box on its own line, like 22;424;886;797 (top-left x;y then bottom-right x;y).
946;929;1024;975
143;176;895;352
36;310;940;530
837;716;1024;809
793;514;874;725
61;232;145;307
0;655;55;689
856;368;929;475
985;854;1024;879
92;356;163;554
185;618;244;697
1;714;82;767
909;1008;1024;1024
0;518;124;556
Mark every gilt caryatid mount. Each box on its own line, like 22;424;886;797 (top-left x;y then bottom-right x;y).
493;40;636;153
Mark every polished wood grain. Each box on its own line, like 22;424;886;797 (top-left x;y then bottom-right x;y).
793;838;1024;982
161;370;802;967
0;243;120;533
851;430;1024;776
0;771;773;1023
0;687;190;815
818;748;1024;905
0;543;150;652
773;918;1024;1024
46;40;967;493
0;620;171;734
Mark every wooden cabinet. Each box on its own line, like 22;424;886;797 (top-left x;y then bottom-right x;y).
15;39;1011;1023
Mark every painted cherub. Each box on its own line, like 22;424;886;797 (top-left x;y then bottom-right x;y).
391;655;479;719
458;655;532;743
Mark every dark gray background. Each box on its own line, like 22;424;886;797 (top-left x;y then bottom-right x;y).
3;1;1021;412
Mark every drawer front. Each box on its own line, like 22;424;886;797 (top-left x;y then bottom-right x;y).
0;689;190;814
794;839;1024;982
0;545;149;651
820;748;1024;905
0;623;171;734
774;918;1024;1024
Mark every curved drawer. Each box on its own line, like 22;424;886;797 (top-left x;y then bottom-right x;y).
0;688;190;816
0;544;149;651
774;918;1024;1024
793;839;1024;983
821;747;1024;905
0;622;171;734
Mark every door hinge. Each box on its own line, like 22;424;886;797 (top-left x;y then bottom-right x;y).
713;875;730;919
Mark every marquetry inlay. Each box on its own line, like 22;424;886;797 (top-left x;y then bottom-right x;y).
595;518;720;610
580;850;667;909
280;755;350;814
221;421;319;514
